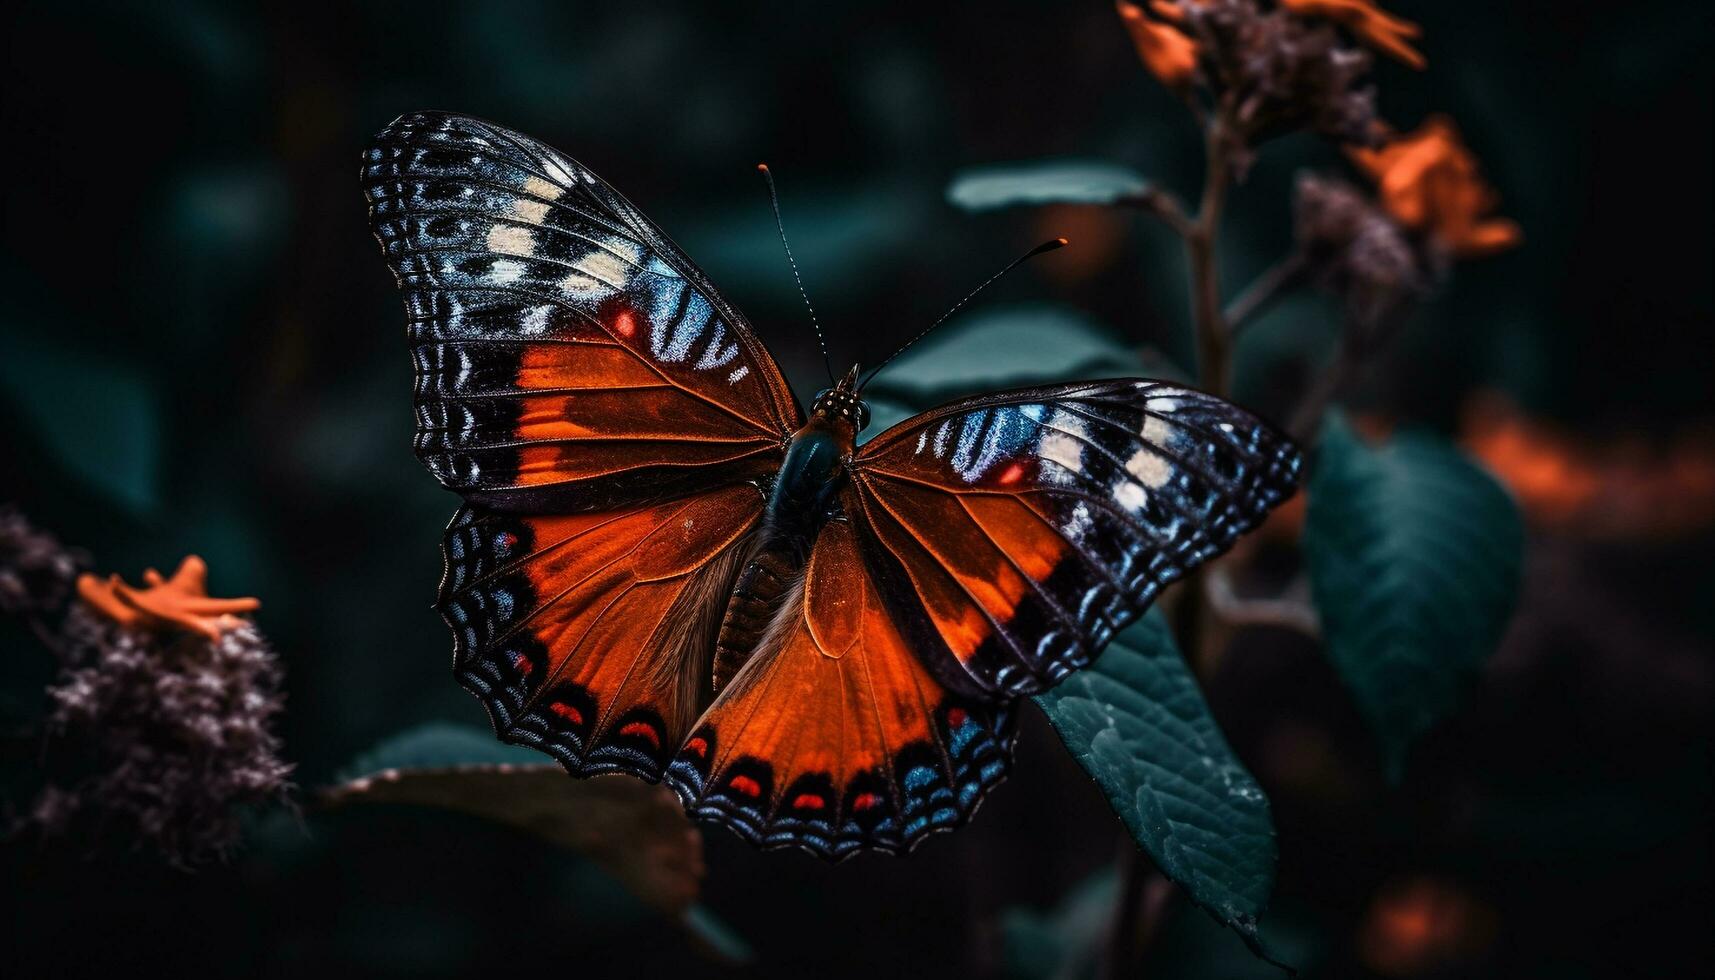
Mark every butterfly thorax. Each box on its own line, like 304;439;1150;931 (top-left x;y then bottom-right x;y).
710;374;867;692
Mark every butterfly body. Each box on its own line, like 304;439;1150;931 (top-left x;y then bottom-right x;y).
713;375;865;690
363;112;1303;859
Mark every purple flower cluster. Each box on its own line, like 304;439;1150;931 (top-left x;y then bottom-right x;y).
1;507;292;866
32;607;294;865
0;506;85;616
1293;172;1430;331
1178;0;1379;168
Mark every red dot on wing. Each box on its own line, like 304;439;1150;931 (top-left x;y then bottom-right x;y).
512;653;534;676
791;793;825;811
852;792;883;811
685;736;708;757
549;702;583;725
614;310;637;338
997;461;1026;485
618;720;661;749
729;775;762;798
947;707;969;728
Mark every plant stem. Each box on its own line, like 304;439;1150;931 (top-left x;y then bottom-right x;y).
1099;844;1151;980
1101;105;1239;980
1189;118;1232;398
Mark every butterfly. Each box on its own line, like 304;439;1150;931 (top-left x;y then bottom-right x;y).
362;112;1302;860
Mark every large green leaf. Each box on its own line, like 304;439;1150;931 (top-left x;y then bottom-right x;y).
0;336;161;515
862;303;1142;409
946;159;1150;210
1303;415;1524;780
1033;613;1278;953
323;723;702;915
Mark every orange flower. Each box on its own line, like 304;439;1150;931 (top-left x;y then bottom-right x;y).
78;555;259;641
1117;0;1199;89
1279;0;1425;69
1349;115;1522;258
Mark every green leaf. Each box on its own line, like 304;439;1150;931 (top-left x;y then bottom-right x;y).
1033;613;1279;954
1303;414;1524;780
0;336;161;515
1000;869;1118;980
947;159;1150;210
324;723;703;914
863;303;1142;410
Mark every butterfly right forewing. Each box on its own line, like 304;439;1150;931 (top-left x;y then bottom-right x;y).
846;380;1303;699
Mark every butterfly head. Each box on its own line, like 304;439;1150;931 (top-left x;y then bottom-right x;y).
810;364;870;436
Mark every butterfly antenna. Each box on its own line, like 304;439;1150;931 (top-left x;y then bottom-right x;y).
859;237;1068;390
758;163;835;384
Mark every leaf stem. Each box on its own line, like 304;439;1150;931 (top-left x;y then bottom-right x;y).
1288;333;1362;443
1123;187;1194;239
1226;251;1308;337
1206;567;1321;638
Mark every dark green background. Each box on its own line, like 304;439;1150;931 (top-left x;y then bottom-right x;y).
3;1;1709;977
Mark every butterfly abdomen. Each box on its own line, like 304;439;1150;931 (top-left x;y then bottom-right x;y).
712;420;853;691
712;543;800;691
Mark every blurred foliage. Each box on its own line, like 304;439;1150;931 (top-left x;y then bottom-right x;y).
947;159;1152;210
1304;414;1524;779
0;336;161;516
1001;869;1117;980
863;303;1143;407
325;723;705;917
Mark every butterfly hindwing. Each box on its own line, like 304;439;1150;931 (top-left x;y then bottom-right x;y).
848;380;1302;698
363;111;801;511
664;519;1014;859
442;485;762;780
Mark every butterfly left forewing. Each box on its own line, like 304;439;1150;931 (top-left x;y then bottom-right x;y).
665;519;1013;859
848;380;1302;698
363;111;801;512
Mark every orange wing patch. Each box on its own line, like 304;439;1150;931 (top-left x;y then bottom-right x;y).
443;485;761;780
664;520;1014;859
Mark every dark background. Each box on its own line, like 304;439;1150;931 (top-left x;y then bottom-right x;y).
2;1;1710;977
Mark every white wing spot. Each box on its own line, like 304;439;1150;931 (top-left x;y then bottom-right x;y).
541;159;575;185
1114;480;1147;511
727;365;750;383
1124;447;1174;489
573;249;630;289
521;176;562;201
486;224;536;258
1142;413;1176;447
1037;429;1084;476
520;307;552;335
511;197;549;224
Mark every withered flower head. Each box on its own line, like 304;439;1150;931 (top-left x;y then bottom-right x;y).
27;557;289;866
1278;0;1424;70
1294;172;1428;328
1117;0;1200;89
1348;115;1523;259
0;506;85;616
1116;0;1423;164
